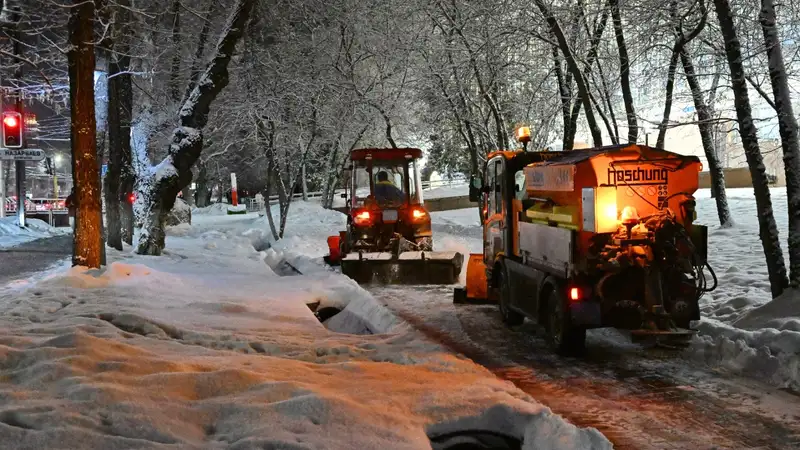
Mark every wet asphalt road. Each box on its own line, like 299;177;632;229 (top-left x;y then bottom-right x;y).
370;285;800;450
0;235;72;287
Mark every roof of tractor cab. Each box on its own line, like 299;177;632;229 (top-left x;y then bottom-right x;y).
350;148;422;161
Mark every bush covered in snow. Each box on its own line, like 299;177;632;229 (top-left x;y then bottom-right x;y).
227;204;247;215
165;198;192;226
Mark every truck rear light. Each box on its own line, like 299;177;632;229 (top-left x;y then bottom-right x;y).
569;287;581;301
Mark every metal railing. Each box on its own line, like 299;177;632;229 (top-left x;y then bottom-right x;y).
241;178;468;212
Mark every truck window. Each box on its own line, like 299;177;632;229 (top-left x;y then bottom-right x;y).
485;161;496;215
493;159;503;215
514;170;526;201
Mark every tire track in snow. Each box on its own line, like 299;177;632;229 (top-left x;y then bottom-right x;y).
369;285;800;450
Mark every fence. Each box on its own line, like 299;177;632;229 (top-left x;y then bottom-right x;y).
242;178;468;212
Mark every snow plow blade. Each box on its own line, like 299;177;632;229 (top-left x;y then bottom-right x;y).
341;251;464;285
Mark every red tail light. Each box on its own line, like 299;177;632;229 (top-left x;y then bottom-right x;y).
410;207;428;222
128;193;135;204
353;210;372;226
569;287;581;302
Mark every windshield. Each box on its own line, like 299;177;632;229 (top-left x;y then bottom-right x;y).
351;159;419;208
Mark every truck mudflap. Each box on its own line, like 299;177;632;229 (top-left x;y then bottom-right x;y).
341;251;464;285
628;328;697;348
569;301;602;327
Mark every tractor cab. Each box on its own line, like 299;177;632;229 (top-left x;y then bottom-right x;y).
348;148;424;211
326;148;463;285
342;148;432;253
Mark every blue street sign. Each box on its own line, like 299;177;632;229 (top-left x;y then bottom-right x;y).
101;164;108;177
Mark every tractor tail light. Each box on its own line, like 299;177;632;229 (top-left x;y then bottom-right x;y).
353;210;372;226
411;207;428;221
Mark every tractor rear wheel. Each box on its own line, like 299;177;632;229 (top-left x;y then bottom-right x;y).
546;288;586;355
498;270;524;327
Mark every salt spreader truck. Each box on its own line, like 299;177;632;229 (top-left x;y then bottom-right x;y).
325;147;464;285
454;141;716;353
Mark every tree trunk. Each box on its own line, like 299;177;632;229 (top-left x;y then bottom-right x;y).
543;1;605;149
680;50;732;228
184;0;217;103
658;0;708;150
714;0;787;297
118;17;135;246
106;45;123;251
169;0;182;102
656;47;682;150
135;0;256;255
195;161;210;207
608;0;637;143
68;0;103;268
552;45;572;146
760;0;800;287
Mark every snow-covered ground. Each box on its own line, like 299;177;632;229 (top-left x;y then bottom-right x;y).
0;217;70;249
0;202;610;449
431;188;800;392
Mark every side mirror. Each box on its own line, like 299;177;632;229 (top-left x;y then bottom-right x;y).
340;193;347;199
469;174;483;203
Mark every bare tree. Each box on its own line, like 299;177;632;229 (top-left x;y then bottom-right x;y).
760;0;800;287
714;0;787;297
135;0;255;255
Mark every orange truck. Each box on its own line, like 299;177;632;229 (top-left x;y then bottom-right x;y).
453;143;716;353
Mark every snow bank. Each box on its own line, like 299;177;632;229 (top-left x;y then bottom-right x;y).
192;202;229;216
424;183;469;199
684;188;800;391
0;217;69;248
0;207;610;449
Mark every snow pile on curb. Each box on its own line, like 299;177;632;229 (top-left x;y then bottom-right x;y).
191;202;229;216
684;188;800;391
0;210;612;449
0;217;69;248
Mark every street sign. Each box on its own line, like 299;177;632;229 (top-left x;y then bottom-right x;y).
101;164;108;177
0;148;45;161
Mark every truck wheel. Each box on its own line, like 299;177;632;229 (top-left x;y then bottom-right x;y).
546;288;586;355
498;271;524;327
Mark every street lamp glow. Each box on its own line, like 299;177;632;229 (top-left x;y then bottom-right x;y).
54;154;63;164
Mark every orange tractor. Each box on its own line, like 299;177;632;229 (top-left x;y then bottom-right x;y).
454;143;716;353
325;148;464;284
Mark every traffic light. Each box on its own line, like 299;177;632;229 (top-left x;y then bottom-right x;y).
2;111;23;148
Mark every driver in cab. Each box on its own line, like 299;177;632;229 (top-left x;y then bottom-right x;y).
374;171;405;205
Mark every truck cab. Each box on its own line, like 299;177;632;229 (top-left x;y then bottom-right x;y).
458;142;712;354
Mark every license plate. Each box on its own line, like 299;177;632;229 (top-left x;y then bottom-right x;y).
382;209;398;222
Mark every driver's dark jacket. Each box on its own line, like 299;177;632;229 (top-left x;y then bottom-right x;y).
374;180;404;204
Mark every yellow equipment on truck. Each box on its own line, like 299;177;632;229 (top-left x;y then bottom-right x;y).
453;143;716;354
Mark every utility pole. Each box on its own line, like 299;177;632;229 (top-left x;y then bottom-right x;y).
0;95;4;219
11;10;26;227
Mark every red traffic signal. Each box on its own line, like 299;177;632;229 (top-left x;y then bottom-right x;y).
2;111;23;148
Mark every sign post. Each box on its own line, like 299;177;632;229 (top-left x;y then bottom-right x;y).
230;172;238;206
0;160;5;218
